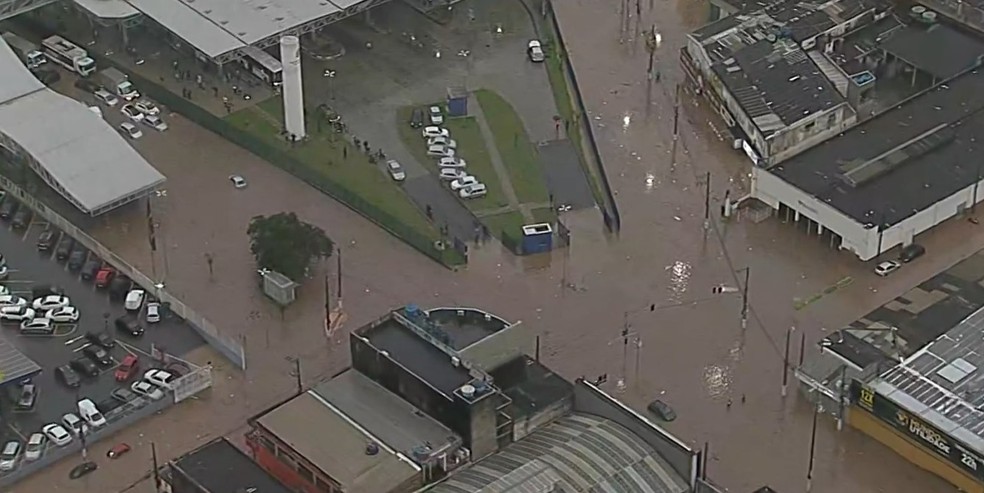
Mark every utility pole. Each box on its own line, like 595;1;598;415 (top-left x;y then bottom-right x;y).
645;25;658;80
325;274;332;328
799;331;807;366
806;400;819;492
836;364;848;431
151;442;161;492
739;267;750;329
875;212;886;258
336;248;343;309
670;83;681;170
703;171;711;231
782;326;794;397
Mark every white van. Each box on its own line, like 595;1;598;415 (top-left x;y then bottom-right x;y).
77;399;106;428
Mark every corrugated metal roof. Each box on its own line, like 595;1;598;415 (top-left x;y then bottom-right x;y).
0;336;41;387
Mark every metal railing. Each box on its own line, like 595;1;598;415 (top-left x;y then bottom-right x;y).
0;175;247;370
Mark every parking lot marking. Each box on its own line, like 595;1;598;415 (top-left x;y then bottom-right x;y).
6;424;28;441
72;342;92;353
21;220;44;240
65;334;86;346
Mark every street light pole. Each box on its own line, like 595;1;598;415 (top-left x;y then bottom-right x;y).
739;267;750;329
806;400;820;492
782;326;794;397
703;171;711;231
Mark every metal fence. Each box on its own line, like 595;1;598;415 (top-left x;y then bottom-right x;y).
0;176;247;370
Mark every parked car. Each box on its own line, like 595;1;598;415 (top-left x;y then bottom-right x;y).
125;289;145;311
229;175;247;189
0;198;18;219
0;295;26;308
429;105;444;125
24;433;44;462
119;121;142;140
108;275;132;301
83;345;113;367
427;145;455;158
97;397;124;414
459;183;488;199
46;306;79;323
77;399;106;428
0;440;21;471
115;355;139;382
41;423;72;446
55;236;74;261
144;369;175;389
115;315;143;337
68;246;88;271
81;259;101;281
85;330;115;349
409;107;425;128
421;126;449;139
61;413;88;437
120;103;144;122
110;386;138;403
20;317;54;336
131;380;164;400
70;357;99;377
0;306;34;322
427;136;457;149
146;302;161;323
32;295;70;311
36;229;55;251
12;208;31;229
386;160;406;181
15;384;37;411
438;157;466;168
134;100;160;115
55;365;81;389
94;88;119;106
900;243;926;263
142;114;168;131
527;39;545;62
647;399;677;421
874;260;901;276
450;176;478;191
95;266;116;288
439;167;467;181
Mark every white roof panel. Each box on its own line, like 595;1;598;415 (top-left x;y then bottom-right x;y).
72;0;140;19
0;39;165;214
123;0;245;58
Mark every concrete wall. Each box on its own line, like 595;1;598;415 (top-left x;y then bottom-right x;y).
572;380;698;488
512;394;572;441
460;321;535;373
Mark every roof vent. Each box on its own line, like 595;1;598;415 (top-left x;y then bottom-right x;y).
457;309;465;317
451;356;460;367
922;11;938;23
365;443;380;455
911;5;927;14
459;384;476;398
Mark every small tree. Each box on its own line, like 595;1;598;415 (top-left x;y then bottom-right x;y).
247;212;333;281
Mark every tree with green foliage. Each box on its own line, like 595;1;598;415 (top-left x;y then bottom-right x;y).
247;212;333;281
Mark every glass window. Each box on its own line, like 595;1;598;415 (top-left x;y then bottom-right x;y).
298;464;314;482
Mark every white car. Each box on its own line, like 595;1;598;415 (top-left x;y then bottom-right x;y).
134;100;160;115
94;88;118;106
421;126;449;139
0;440;20;472
142;114;168;132
61;413;88;437
41;423;72;447
20;317;53;335
124;289;145;311
438;157;466;168
77;399;106;428
427;136;458;149
386;160;406;181
24;433;44;462
230;175;247;189
427;145;455;158
875;260;902;277
528;40;545;62
131;380;164;400
119;122;143;140
439;167;467;181
0;306;34;322
0;285;9;296
146;302;161;323
120;103;144;122
0;295;26;308
46;306;79;323
32;295;70;311
460;183;488;199
450;176;478;191
429;105;444;125
144;369;176;389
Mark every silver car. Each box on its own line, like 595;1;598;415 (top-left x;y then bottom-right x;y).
386;160;406;181
0;440;20;471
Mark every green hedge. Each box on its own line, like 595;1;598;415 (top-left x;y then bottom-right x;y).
98;59;465;268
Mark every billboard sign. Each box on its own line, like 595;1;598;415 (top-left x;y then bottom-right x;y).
849;380;984;481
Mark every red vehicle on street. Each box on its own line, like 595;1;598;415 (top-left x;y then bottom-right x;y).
95;266;116;288
114;354;139;382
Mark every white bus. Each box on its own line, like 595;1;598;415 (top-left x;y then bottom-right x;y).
239;46;282;87
42;35;95;77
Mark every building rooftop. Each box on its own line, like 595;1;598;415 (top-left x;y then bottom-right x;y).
424;307;511;350
0;336;41;387
821;247;984;368
425;414;689;493
873;305;984;455
880;21;984;80
310;369;461;465
769;67;984;227
491;356;573;421
256;392;419;493
827;14;903;76
0;39;165;215
172;438;291;493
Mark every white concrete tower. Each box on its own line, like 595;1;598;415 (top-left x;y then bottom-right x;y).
279;35;306;140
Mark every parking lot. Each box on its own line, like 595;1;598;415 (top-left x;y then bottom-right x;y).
0;200;205;473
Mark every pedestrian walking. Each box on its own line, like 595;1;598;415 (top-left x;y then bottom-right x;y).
726;398;732;410
741;394;746;404
343;147;348;160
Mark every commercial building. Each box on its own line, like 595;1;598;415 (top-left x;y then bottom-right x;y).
247;305;716;493
166;437;291;493
0;35;165;216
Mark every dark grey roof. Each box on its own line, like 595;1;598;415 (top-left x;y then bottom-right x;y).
492;356;574;421
712;38;844;132
427;414;689;493
0;336;41;387
880;22;984;80
172;438;291;493
691;15;741;40
770;68;984;226
364;318;471;397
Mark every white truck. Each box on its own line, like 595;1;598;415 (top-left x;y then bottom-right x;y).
41;35;95;77
1;32;45;70
96;67;138;101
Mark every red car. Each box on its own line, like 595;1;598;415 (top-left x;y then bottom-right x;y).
114;354;139;382
95;266;116;288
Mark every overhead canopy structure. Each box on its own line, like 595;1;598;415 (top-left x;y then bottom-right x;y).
0;37;165;216
0;336;41;387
